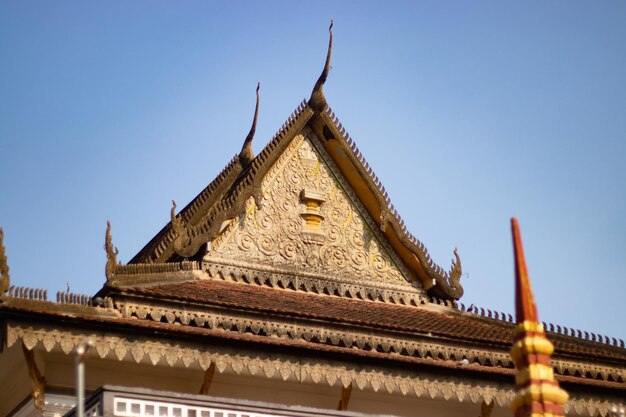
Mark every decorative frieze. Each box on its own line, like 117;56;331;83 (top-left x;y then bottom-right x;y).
112;300;624;384
7;323;623;416
203;259;425;306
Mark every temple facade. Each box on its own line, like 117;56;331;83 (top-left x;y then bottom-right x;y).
1;24;624;417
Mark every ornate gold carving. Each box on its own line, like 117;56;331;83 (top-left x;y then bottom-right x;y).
379;209;392;234
105;221;119;280
209;132;415;289
0;228;9;298
22;342;45;411
7;323;622;416
300;189;326;243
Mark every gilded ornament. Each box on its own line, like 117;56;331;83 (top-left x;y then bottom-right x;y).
104;221;119;280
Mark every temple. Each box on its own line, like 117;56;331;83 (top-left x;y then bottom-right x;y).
1;24;624;417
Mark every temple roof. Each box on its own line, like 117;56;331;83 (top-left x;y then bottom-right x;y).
122;21;463;301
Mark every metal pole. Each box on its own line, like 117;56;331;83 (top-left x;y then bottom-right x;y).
74;340;93;417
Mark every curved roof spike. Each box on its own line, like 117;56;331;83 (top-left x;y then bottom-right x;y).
239;82;261;168
309;20;333;112
104;220;119;281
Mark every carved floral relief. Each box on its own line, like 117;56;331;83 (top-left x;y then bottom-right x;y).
209;132;413;287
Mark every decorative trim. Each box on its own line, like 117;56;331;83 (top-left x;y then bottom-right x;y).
8;323;623;416
114;261;201;276
108;261;202;288
112;300;625;384
203;259;425;306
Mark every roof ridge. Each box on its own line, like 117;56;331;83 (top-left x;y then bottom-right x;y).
456;300;626;349
5;285;115;308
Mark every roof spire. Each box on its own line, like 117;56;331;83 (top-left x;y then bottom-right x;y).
309;20;333;113
512;218;538;323
239;82;260;168
0;228;10;297
510;218;568;417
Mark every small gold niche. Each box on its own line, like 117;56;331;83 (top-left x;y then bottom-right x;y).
300;189;326;243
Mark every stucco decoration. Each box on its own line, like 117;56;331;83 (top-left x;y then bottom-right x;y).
207;131;418;291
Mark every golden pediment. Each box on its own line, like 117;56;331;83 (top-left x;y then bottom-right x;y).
206;129;419;290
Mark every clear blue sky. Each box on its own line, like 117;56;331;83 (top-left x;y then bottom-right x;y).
1;2;625;340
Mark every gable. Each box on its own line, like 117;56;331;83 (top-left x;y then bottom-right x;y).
204;128;424;302
124;100;463;301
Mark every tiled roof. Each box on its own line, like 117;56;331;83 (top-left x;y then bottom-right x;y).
120;279;626;363
3;280;624;390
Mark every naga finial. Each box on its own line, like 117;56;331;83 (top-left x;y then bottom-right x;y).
309;20;333;113
171;200;183;234
104;220;119;280
0;228;10;297
239;82;261;168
